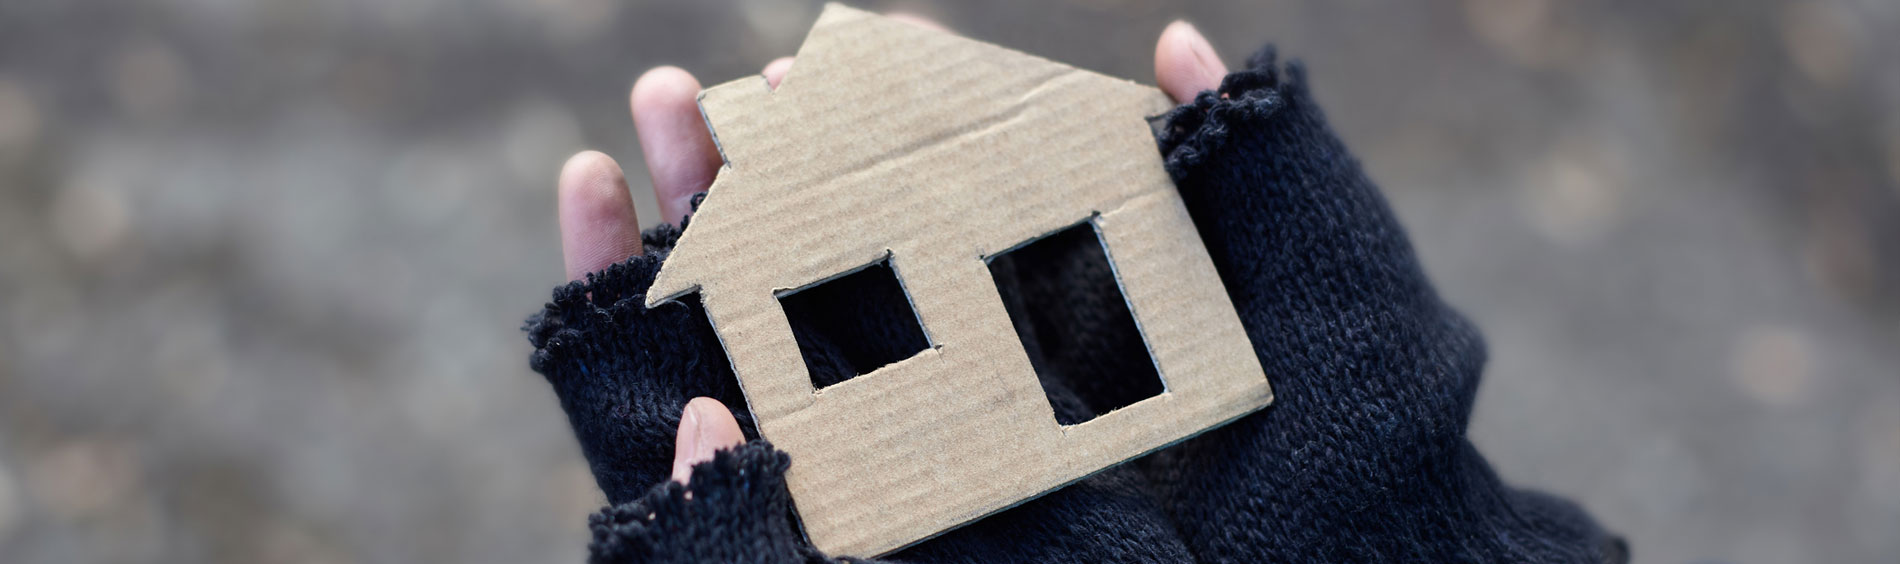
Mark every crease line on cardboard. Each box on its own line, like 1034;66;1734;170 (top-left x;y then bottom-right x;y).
754;102;1031;199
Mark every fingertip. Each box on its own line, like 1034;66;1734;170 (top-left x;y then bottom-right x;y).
558;151;629;226
687;397;744;452
762;57;794;90
1156;20;1228;104
558;150;615;191
630;67;706;148
630;66;721;227
559;151;632;222
670;400;701;484
672;398;745;485
631;66;702;114
557;151;640;280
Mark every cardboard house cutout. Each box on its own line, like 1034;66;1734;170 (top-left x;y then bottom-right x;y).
647;5;1272;557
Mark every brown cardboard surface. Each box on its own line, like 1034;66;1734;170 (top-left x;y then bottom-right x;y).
647;4;1272;557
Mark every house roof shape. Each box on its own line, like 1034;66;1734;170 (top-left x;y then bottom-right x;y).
646;4;1271;557
647;5;1173;309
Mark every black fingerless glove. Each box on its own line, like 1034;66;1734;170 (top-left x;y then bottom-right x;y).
1144;46;1626;563
524;46;1626;564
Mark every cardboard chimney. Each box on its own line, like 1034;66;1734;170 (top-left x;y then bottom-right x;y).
646;4;1272;557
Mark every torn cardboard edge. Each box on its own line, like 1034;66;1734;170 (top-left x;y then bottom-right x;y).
651;4;1272;557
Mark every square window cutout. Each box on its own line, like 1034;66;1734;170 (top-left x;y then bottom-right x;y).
987;220;1164;425
779;258;931;389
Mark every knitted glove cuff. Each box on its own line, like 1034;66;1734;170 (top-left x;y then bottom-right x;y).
1154;46;1294;182
586;441;825;564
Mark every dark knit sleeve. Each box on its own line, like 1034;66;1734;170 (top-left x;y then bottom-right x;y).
1143;46;1628;563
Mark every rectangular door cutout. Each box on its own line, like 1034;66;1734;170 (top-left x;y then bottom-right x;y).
987;221;1164;425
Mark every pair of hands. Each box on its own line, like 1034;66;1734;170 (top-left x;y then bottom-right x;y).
552;15;1232;487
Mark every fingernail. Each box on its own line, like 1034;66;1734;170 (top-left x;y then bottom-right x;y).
671;403;702;483
689;402;714;461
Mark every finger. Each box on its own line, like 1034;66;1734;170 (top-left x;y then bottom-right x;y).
1155;20;1228;104
631;66;723;227
762;56;793;90
558;151;642;280
670;397;747;485
886;12;952;33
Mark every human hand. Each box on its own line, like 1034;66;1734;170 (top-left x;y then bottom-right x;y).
551;17;1232;486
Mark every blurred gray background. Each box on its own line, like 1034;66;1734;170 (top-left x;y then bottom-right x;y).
1;0;1896;562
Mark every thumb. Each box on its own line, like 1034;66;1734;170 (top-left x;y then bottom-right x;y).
1155;20;1229;104
671;397;746;485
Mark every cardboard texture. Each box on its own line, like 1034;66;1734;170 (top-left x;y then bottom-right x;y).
648;5;1272;556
